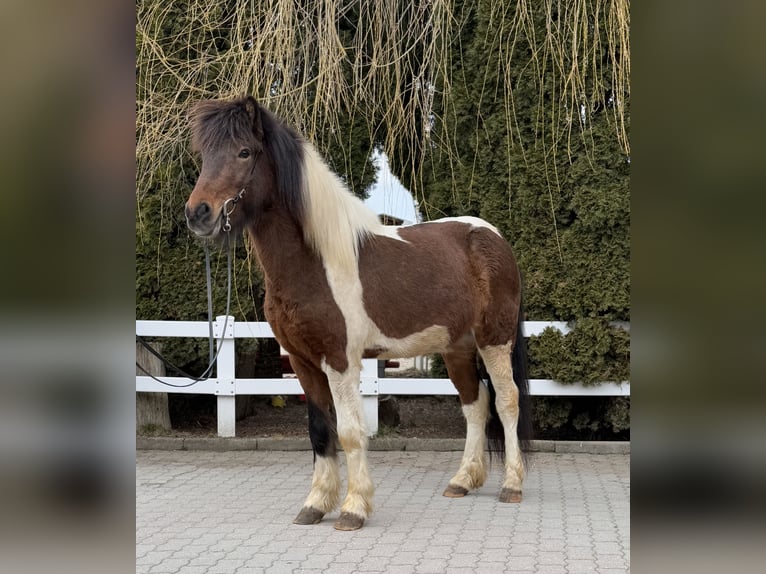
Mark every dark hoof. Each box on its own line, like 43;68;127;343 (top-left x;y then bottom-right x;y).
499;488;522;503
293;506;325;525
442;484;469;498
333;512;365;531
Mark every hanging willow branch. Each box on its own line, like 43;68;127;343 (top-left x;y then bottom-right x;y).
136;0;629;208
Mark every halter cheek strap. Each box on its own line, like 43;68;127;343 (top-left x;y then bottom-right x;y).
221;151;259;233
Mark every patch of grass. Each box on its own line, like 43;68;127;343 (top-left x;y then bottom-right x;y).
138;423;172;437
374;423;401;438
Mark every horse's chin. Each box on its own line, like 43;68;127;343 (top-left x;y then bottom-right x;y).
188;222;222;240
188;218;243;247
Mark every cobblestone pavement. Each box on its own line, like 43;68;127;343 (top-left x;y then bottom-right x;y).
137;450;629;573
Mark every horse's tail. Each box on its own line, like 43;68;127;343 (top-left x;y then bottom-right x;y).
483;296;533;461
511;299;533;454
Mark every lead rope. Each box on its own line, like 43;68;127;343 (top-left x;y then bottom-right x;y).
136;239;234;387
205;243;214;364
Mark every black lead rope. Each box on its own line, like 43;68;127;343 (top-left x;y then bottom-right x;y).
206;243;215;364
136;241;234;387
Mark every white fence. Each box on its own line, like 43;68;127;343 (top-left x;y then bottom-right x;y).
136;317;629;437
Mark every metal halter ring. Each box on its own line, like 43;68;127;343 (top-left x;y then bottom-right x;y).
222;188;246;233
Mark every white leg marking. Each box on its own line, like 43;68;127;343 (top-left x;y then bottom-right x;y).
304;455;341;513
479;342;525;492
449;382;490;490
323;362;374;519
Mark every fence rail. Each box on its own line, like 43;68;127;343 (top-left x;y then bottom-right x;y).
136;317;629;437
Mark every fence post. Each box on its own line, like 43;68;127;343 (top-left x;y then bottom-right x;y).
360;358;379;436
214;315;236;437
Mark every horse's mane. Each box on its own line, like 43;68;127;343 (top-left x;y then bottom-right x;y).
190;99;264;160
300;143;389;274
190;96;391;272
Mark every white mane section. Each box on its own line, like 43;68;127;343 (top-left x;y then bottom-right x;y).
301;142;403;272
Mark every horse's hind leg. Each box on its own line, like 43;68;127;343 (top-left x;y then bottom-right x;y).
442;350;489;498
477;342;525;502
290;356;341;525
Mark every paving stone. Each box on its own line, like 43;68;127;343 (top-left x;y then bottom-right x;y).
537;551;565;564
505;555;536;571
596;554;630;569
566;559;599;573
355;556;392;571
415;558;449;573
566;546;597;560
146;557;188;572
448;554;478;568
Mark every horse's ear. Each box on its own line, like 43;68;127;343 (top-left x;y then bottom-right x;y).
244;96;264;140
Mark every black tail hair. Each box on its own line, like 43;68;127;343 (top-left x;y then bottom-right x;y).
482;296;533;462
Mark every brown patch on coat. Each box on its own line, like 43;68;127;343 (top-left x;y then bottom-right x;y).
358;222;521;350
358;222;477;344
252;210;349;374
363;346;387;358
442;348;481;405
466;227;522;348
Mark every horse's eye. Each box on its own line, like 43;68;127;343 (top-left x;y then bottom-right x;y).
238;149;250;159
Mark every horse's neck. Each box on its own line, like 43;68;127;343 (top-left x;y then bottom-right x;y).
248;210;317;285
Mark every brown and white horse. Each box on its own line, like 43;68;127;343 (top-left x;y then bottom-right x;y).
185;96;531;531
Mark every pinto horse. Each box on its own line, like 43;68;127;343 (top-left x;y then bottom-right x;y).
185;96;531;531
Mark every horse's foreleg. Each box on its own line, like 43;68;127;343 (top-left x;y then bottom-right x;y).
479;342;525;503
325;362;373;531
293;400;341;524
442;351;488;497
290;357;341;525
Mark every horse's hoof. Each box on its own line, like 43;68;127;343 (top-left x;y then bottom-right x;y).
293;506;325;525
443;484;469;498
499;488;522;503
333;512;365;531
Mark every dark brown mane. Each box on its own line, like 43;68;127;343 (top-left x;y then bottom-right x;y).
189;96;306;226
189;98;256;155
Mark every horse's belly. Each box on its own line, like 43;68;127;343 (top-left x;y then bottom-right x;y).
365;324;452;359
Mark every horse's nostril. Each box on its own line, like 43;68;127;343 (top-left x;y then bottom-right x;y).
196;202;211;219
186;202;211;223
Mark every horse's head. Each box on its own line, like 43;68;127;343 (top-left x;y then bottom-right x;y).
185;96;268;239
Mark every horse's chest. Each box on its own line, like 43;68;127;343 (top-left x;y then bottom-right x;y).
263;286;349;371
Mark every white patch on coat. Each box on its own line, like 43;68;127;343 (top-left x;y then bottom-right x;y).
423;216;503;237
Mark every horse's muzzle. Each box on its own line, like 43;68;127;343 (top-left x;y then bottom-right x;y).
185;201;219;237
